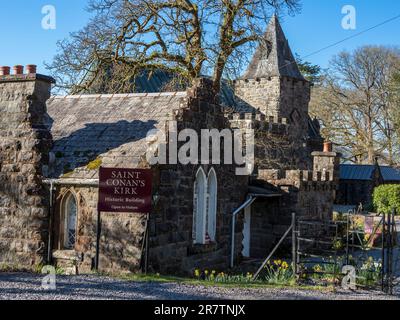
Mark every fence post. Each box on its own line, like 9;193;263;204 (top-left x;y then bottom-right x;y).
381;212;386;292
389;208;396;295
346;211;350;265
292;212;297;275
388;211;392;294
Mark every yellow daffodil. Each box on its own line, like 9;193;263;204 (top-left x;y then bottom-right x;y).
274;260;282;266
313;265;322;273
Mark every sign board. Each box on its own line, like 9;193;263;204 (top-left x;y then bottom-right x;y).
98;167;152;213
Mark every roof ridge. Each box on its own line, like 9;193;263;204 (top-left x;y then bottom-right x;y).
340;164;375;166
50;91;187;99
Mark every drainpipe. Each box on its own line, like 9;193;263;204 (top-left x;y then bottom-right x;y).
42;179;99;187
47;180;54;263
230;195;257;268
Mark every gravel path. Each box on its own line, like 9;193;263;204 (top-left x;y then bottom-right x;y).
0;273;398;300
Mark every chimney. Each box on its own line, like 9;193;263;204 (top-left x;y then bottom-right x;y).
0;62;55;119
13;65;24;75
312;141;341;183
0;63;54;85
0;66;10;76
323;141;333;153
0;63;54;269
26;64;37;74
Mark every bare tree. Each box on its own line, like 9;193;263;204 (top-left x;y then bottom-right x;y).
46;0;300;94
387;70;400;165
310;46;400;165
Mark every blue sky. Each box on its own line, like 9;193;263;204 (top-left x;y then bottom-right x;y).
0;0;399;74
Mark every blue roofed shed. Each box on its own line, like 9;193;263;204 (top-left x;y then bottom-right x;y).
337;164;400;207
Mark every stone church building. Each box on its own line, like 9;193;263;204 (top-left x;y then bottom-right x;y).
0;16;340;275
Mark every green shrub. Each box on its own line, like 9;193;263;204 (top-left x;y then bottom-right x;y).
373;184;400;215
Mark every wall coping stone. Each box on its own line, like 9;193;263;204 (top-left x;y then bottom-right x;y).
312;151;341;158
0;73;55;84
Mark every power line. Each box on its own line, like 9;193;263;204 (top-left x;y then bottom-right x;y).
279;13;400;72
301;13;400;60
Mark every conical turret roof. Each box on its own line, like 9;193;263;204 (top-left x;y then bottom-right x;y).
242;15;304;80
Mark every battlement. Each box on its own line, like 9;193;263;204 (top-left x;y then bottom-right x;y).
259;169;334;182
234;76;309;87
226;112;289;135
226;112;287;123
258;169;336;191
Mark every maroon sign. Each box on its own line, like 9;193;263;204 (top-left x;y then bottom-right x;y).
98;168;152;213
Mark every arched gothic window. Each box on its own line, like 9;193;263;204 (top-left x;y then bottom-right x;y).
206;168;217;242
193;168;206;244
192;167;218;244
63;192;77;249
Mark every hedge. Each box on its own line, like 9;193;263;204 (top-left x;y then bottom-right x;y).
372;184;400;215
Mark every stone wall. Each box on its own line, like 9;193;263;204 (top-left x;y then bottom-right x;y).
0;75;53;269
149;79;248;275
248;150;340;256
228;112;312;172
234;76;310;143
234;77;282;117
51;185;147;274
258;168;337;220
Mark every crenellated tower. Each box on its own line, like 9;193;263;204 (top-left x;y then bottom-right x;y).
232;15;316;171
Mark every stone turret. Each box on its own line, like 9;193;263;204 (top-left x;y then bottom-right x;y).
234;15;310;143
0;65;54;268
233;15;314;170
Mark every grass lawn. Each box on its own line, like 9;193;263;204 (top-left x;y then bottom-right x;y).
113;272;336;292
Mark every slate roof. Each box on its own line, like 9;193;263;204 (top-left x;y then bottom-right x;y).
379;166;400;182
340;164;400;182
242;15;304;80
134;70;175;93
135;70;237;108
340;165;376;181
45;92;187;179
